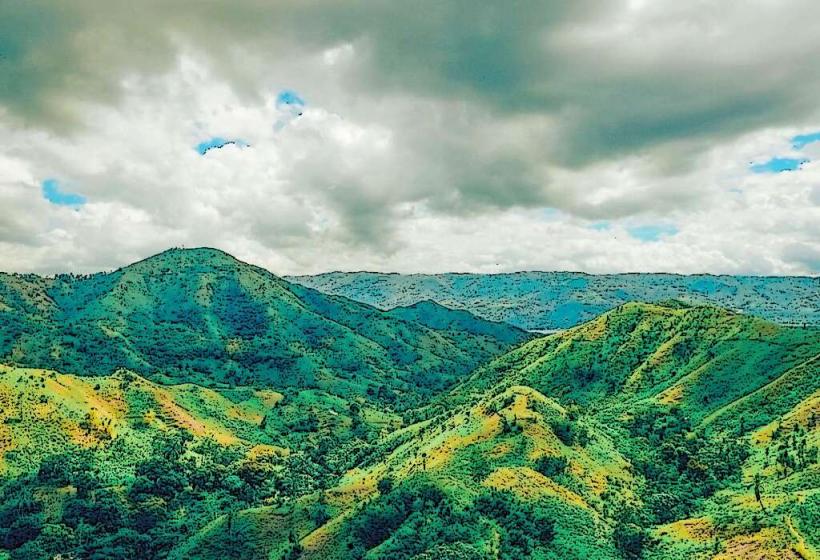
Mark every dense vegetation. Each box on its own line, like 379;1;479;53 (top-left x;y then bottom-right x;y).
0;250;818;559
0;248;530;409
288;270;820;330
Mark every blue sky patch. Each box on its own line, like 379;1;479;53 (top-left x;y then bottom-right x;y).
42;179;86;207
195;137;248;155
274;90;306;131
750;157;808;173
588;221;611;231
276;90;305;107
792;131;820;150
627;223;678;242
540;207;561;220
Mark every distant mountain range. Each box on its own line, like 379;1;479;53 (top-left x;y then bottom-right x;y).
287;271;820;330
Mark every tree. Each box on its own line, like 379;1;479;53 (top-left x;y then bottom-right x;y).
753;473;767;514
377;477;394;495
613;522;646;559
534;455;568;478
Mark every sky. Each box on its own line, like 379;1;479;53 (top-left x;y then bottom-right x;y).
1;1;819;275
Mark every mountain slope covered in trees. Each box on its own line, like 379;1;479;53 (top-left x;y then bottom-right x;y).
0;251;817;560
172;302;818;560
0;248;528;408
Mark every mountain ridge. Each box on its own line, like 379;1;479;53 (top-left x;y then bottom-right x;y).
0;248;528;408
287;271;820;330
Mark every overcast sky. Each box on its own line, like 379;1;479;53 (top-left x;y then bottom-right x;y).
1;1;819;275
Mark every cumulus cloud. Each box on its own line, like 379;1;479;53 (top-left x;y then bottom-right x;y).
0;1;819;274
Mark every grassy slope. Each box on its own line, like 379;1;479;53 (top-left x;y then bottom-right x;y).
0;363;407;482
174;385;632;560
287;271;820;330
1;298;817;559
451;302;820;428
0;366;260;476
0;364;278;478
175;302;819;560
0;248;526;408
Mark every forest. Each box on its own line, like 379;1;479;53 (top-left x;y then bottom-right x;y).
0;249;817;559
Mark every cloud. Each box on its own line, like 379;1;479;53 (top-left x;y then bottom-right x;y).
41;179;86;207
0;2;818;275
782;242;820;273
6;1;820;162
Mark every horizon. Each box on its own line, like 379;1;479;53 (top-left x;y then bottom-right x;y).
0;246;818;279
1;2;819;276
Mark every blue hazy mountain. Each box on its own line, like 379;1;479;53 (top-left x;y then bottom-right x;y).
287;271;819;330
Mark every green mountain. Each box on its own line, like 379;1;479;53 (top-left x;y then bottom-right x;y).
0;248;526;408
451;302;820;429
166;303;820;560
0;251;818;560
286;271;820;330
384;299;532;346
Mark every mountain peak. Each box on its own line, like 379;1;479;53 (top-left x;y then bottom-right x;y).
123;247;249;274
152;246;238;263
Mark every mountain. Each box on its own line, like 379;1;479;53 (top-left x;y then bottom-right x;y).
0;250;817;560
286;271;820;330
384;299;532;346
0;248;527;408
451;302;820;431
168;303;820;560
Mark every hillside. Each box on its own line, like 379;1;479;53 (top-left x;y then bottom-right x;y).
0;266;817;560
647;390;820;560
0;248;526;408
453;302;820;430
286;271;820;330
384;299;533;347
168;303;820;560
171;385;635;560
0;363;414;559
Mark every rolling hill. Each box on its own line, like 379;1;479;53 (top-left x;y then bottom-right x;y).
168;302;819;560
286;271;820;330
0;248;529;408
0;250;817;559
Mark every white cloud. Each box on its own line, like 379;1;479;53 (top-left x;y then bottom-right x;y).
0;5;819;275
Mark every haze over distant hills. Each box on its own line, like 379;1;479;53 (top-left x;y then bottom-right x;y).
287;271;820;330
